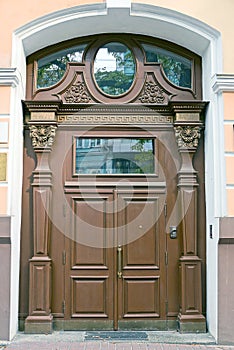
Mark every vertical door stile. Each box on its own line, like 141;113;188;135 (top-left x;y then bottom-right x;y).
63;131;70;321
113;188;118;330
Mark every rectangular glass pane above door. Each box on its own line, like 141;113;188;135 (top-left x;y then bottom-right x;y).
74;138;155;175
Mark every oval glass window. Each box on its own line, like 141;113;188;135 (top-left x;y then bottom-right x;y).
94;42;136;96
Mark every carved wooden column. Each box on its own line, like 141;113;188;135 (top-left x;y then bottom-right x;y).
172;103;206;333
25;119;57;334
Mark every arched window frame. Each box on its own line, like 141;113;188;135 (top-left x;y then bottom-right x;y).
26;34;202;100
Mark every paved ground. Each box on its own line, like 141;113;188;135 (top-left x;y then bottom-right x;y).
1;332;234;350
2;344;234;350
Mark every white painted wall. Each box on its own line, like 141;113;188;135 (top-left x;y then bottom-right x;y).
9;2;224;340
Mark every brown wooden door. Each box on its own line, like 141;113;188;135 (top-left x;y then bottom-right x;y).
64;189;115;330
116;189;166;330
63;184;166;330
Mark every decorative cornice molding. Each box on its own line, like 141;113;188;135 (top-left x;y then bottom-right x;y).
0;68;20;87
57;114;172;124
212;74;234;93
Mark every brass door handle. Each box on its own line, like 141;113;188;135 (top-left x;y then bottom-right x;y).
117;245;122;279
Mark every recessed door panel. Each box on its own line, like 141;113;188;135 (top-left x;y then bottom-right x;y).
71;197;109;268
123;278;160;317
123;198;159;267
71;277;109;317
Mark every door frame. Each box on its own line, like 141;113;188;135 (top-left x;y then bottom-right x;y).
62;181;167;331
23;100;207;333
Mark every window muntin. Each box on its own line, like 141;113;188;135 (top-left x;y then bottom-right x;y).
75;138;155;175
93;42;136;96
37;44;87;89
142;43;192;88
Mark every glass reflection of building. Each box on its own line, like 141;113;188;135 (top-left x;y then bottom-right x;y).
75;138;154;174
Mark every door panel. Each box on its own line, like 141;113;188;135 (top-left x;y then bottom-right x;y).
71;277;109;317
117;191;166;328
122;277;160;317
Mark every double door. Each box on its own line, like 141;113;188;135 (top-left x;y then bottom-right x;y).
63;184;167;330
48;127;182;331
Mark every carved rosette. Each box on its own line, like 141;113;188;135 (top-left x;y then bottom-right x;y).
174;125;201;149
139;81;165;104
29;125;57;149
64;82;91;103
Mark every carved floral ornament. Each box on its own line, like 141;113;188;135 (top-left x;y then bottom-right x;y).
174;125;202;149
29;125;57;149
139;81;165;104
64;82;91;103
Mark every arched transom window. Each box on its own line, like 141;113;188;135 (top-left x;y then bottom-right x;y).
26;34;202;100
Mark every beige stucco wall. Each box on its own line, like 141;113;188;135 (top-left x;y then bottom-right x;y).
0;0;103;67
133;0;234;73
0;0;234;71
0;86;11;215
223;92;234;216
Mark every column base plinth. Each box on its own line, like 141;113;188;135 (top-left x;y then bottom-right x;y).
25;315;53;334
178;313;206;333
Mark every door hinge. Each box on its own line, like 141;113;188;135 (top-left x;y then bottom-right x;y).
164;203;167;217
62;300;66;314
165;251;168;265
62;250;66;265
63;203;66;217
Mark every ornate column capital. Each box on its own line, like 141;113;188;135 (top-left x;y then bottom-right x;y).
29;124;57;150
174;124;202;150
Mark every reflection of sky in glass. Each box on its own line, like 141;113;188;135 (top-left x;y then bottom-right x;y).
76;138;153;151
38;44;87;67
94;48;117;72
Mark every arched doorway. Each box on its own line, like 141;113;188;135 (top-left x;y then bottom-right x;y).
21;34;207;333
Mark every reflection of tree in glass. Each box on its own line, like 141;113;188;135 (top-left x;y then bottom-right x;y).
37;51;82;88
131;139;154;174
157;55;190;88
146;50;191;88
94;50;135;95
94;69;134;95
